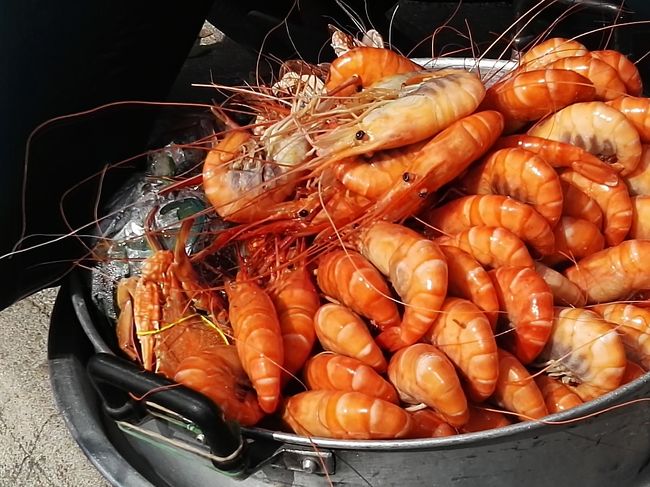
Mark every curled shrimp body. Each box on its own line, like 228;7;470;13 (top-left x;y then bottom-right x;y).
519;38;588;70
316;70;486;162
268;265;319;381
461;148;563;226
495;134;618;186
408;409;457;438
369;111;504;223
564;240;650;303
304;353;398;403
313;303;387;372
427;298;498;402
388;343;469;427
317;250;400;331
460;405;511;433
436;226;535;269
534;374;583;414
625;145;650;196
592;304;650;370
326;47;421;96
630;196;650;239
282;390;412;439
174;347;265;426
226;274;284;414
538;308;626;401
607;96;650;143
481;69;595;129
490;266;554;364
440;245;500;328
534;262;587;308
544;216;605;265
528;101;642;176
492;349;548;421
357;222;448;351
426;195;555;256
559;170;632;246
592;50;643;96
546;55;626;100
560;179;603;229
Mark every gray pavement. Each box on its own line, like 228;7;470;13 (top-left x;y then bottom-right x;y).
0;288;108;487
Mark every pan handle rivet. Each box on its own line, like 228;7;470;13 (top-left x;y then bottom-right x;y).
301;457;318;473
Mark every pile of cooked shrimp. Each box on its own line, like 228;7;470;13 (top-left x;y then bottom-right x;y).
114;35;650;440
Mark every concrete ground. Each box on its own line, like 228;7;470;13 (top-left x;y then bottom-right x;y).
0;288;108;487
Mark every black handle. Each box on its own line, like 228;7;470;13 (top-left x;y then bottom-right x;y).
87;353;247;473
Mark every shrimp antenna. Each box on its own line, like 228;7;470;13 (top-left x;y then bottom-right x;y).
334;0;367;35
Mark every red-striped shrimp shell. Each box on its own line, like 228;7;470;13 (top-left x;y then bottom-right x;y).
591;50;643;96
564;240;650;303
625;145;650;196
607;95;650;143
460;405;512;433
592;303;650;370
436;226;535;269
304;352;398;403
546;55;627;101
426;194;555;256
519;38;589;70
534;262;587;308
538;307;626;401
440;245;500;328
543;216;605;266
461;147;563;226
426;298;498;402
629;196;650;239
491;349;548;421
388;343;469;427
313;303;387;372
622;361;646;383
528;101;642;176
282;390;413;439
560;179;604;229
356;222;448;351
408;409;457;438
317;249;400;331
533;374;583;413
490;266;554;364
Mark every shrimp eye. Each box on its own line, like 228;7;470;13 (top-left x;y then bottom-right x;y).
298;209;310;218
355;130;366;140
402;172;412;182
418;190;428;199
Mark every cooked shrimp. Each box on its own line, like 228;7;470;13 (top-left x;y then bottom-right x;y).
560;179;603;229
461;148;563;225
495;134;618;186
369;110;504;222
490;266;554;364
607;96;650;143
173;347;265;426
426;298;498;402
538;307;626;401
559;170;632;246
534;374;583;414
388;343;469;427
534;262;587;308
481;69;595;129
226;273;284;413
591;50;643;96
460;405;512;432
268;264;319;381
491;349;548;421
426;195;555;256
282;390;412;439
564;240;650;303
528;101;642;176
408;409;457;438
356;222;448;351
304;353;398;403
316;250;400;331
315;70;485;162
629;196;650;239
543;216;605;266
313;303;387;372
625;145;650;196
546;55;627;100
440;245;500;328
519;38;588;70
326;47;422;96
592;303;650;370
436;226;535;269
